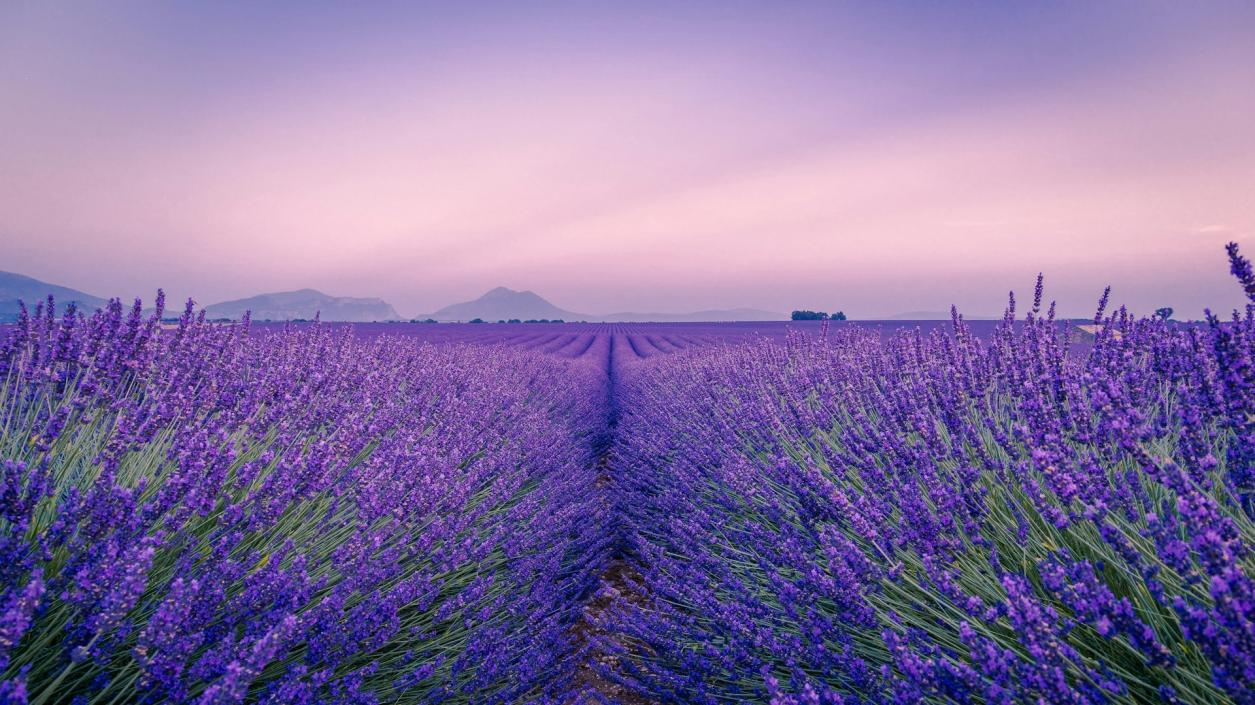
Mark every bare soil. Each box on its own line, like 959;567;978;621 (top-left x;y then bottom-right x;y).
568;559;655;704
567;452;657;705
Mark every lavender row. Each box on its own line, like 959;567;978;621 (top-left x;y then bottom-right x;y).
601;251;1255;703
0;298;611;704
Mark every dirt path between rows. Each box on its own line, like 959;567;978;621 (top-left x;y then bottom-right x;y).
567;337;657;704
569;558;653;704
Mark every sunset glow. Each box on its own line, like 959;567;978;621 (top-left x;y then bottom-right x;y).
2;2;1253;317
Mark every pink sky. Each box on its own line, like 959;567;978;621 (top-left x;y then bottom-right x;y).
2;2;1253;318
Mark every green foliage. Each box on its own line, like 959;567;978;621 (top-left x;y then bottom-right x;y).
791;310;829;320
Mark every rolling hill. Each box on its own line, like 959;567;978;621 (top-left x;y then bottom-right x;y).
0;271;108;322
0;272;784;324
428;287;580;321
424;287;784;322
205;289;401;322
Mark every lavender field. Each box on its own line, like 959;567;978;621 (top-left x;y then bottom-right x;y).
2;249;1254;705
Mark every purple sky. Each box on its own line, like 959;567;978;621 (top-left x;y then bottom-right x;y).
2;1;1253;318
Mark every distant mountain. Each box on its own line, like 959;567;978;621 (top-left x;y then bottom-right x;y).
0;270;109;322
424;287;784;322
205;289;400;322
428;287;582;321
1;274;785;324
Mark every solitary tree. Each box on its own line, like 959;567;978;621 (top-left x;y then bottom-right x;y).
1154;307;1174;321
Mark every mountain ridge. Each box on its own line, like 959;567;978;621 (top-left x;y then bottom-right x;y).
428;287;580;321
205;289;401;322
422;287;784;322
0;270;109;322
0;272;786;323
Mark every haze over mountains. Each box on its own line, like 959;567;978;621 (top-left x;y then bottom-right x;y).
429;287;575;322
0;270;107;321
0;271;795;322
204;289;401;322
423;287;783;322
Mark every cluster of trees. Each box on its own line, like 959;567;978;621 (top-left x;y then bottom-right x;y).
791;310;846;321
469;318;568;324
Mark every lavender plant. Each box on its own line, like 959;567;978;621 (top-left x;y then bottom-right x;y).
0;298;610;704
602;248;1255;703
5;246;1255;704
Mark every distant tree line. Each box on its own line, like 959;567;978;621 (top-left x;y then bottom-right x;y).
791;310;846;321
471;318;566;324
